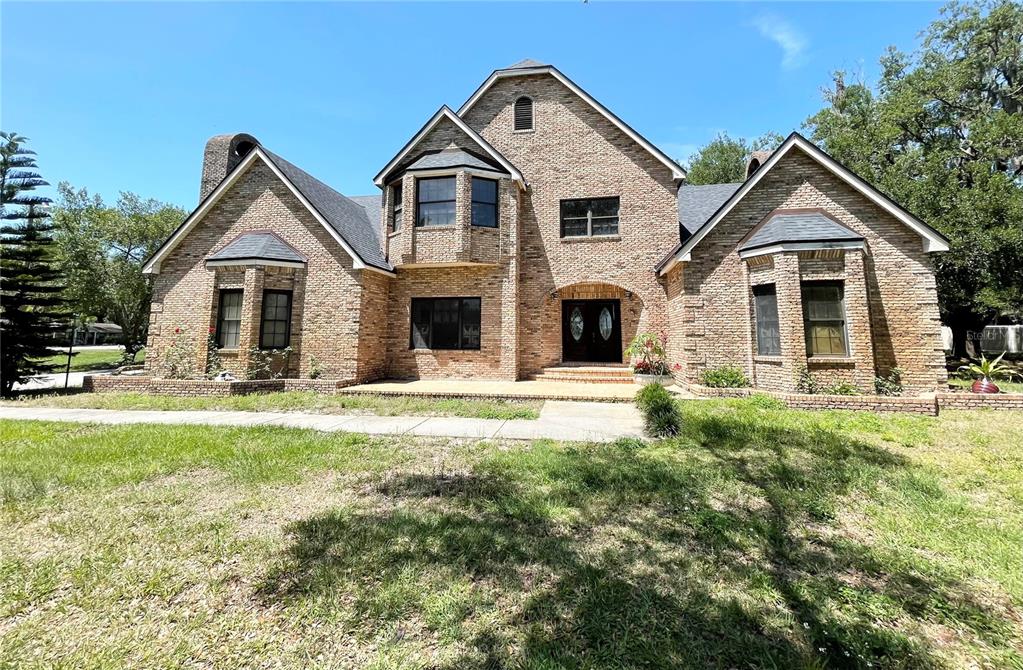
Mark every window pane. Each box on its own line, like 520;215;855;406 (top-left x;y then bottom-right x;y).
431;298;460;349
590;198;620;217
802;282;846;356
412;300;433;349
591;216;619;236
222;292;242;320
418;177;456;203
471;202;497;228
561;200;589;218
418;201;456;227
753;285;780;356
461;298;481;349
471;178;497;204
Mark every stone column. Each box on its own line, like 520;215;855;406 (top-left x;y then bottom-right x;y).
238;266;265;374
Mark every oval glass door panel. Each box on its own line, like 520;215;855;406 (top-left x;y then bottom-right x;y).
570;307;584;341
598;307;613;340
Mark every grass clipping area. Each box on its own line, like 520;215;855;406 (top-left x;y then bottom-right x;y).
6;390;542;420
2;401;1022;668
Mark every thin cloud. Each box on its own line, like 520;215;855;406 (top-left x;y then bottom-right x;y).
752;14;808;70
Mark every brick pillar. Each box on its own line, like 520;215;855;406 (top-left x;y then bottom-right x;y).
775;252;806;392
455;170;471;261
238;267;265;374
843;250;876;389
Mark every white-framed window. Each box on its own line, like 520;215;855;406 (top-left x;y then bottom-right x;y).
802;281;849;356
513;96;533;131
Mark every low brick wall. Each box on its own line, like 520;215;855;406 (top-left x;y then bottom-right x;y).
688;384;1023;415
936;392;1023;411
82;375;353;396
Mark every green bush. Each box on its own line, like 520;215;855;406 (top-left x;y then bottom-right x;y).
874;367;903;396
796;367;861;395
635;383;683;438
827;381;861;396
700;365;751;388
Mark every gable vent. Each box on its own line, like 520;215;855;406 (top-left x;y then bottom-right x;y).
514;96;533;131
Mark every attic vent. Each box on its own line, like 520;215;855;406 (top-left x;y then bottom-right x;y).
514;96;533;131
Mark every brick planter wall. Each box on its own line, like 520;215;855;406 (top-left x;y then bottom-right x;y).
82;375;353;396
688;384;1023;415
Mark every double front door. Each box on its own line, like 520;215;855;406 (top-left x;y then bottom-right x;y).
561;300;622;363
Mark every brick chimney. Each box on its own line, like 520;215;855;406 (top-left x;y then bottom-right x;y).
199;133;259;202
745;150;773;180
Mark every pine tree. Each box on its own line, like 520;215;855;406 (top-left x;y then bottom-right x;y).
1;131;68;396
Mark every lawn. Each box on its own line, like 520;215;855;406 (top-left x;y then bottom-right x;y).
32;347;145;372
4;390;542;420
2;401;1022;668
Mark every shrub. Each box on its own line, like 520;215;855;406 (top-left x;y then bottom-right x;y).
635;383;682;438
205;328;222;379
827;381;861;396
161;328;195;380
796;367;861;395
700;365;750;388
874;367;903;396
308;355;323;379
247;346;294;380
625;332;677;377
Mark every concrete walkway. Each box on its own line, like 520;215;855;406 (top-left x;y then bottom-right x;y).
0;400;645;442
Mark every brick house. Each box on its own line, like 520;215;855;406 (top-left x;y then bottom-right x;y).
142;60;950;393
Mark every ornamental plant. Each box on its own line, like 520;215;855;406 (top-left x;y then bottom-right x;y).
625;332;673;376
161;327;195;379
958;352;1016;383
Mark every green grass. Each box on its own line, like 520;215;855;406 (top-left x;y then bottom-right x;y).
948;376;1023;393
4;390;542;420
32;347;145;372
2;401;1022;668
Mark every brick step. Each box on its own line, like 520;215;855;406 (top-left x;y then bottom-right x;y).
531;365;635;384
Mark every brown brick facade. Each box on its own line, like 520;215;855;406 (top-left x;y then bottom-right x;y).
145;68;947;395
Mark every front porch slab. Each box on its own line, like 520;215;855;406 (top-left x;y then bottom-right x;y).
341;378;641;402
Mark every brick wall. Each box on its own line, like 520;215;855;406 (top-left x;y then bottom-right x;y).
83;375;352;396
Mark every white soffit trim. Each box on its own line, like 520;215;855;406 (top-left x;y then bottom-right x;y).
204;258;307;269
373;106;524;187
458;65;686;181
144;148;394;276
658;133;950;276
738;240;865;260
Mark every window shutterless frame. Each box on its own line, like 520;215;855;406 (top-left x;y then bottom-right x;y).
471;177;499;228
559;197;620;237
409;297;481;350
752;284;781;356
801;281;849;356
390;181;403;232
259;289;293;350
415;176;457;227
215;289;243;349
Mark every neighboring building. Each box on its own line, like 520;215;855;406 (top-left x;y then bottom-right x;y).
142;60;950;393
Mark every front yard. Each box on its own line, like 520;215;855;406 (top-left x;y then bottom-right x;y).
2;400;1022;668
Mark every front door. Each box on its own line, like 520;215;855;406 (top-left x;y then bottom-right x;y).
562;300;622;362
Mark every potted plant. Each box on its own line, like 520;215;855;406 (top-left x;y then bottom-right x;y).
625;332;677;386
958;352;1016;394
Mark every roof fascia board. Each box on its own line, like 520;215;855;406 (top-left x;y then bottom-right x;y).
205;258;307;269
657;133;949;276
738;240;865;260
458;65;686;181
406;167;512;180
373;106;523;187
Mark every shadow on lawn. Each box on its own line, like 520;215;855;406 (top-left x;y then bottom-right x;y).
258;407;1014;669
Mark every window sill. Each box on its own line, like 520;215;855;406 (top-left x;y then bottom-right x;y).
754;355;784;363
388;230;401;238
560;235;621;244
807;356;856;365
218;349;240;356
410;348;481;353
512;129;535;135
470;225;500;230
416;225;458;231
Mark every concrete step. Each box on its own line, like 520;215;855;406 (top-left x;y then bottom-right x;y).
531;365;635;384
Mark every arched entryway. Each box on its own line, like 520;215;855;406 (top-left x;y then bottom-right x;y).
546;282;644;365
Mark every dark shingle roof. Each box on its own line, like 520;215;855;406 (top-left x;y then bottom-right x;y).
505;58;547;70
406;149;506;173
678;183;742;236
208;232;306;264
346;194;382;234
740;212;863;251
262;150;392;271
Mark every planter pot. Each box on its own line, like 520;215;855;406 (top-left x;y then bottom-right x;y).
634;373;674;387
971;377;1000;394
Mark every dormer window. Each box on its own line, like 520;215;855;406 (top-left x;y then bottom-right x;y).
514;97;533;132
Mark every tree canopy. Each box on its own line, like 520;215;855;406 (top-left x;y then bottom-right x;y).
804;0;1023;356
684;132;783;185
51;183;186;357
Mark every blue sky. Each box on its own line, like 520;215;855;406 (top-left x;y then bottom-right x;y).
3;2;943;209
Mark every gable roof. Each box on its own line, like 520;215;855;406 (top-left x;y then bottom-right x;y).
206;231;307;267
678;183;742;238
373;106;523;187
458;63;686;181
657;132;950;275
144;146;394;275
739;211;863;252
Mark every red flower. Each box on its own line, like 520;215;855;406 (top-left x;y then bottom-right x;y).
209;327;215;334
174;327;182;334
